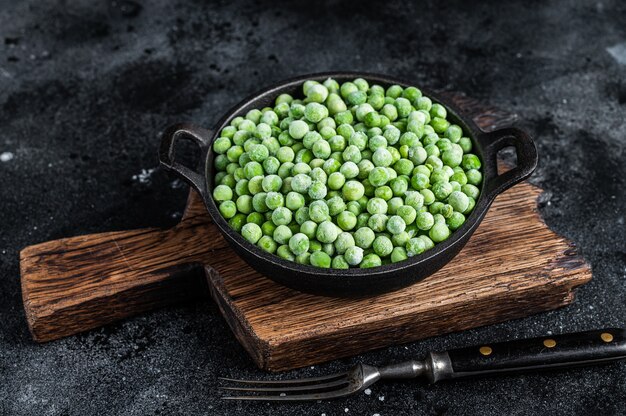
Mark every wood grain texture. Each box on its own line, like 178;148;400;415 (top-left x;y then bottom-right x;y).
19;93;590;371
207;182;591;371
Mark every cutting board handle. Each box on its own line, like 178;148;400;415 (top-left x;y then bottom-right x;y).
20;192;223;342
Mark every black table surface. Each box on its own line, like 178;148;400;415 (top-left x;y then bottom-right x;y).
1;1;625;415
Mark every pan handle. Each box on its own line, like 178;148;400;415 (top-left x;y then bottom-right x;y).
479;127;538;201
159;123;213;199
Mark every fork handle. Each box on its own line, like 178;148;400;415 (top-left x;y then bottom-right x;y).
429;328;626;382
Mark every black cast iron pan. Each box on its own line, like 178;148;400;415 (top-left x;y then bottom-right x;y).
158;72;538;296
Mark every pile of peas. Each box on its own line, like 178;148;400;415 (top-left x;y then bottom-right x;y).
212;78;482;269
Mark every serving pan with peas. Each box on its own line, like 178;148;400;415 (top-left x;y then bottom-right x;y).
159;72;538;296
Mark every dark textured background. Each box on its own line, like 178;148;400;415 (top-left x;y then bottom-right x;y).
1;1;625;415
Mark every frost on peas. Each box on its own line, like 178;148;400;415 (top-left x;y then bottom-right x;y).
214;78;482;268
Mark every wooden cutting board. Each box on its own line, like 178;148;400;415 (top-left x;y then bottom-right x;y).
20;93;592;371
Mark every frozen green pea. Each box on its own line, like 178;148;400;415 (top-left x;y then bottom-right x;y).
366;198;388;215
248;143;269;162
289;233;310;256
234;194;252;214
316;220;339;244
459;137;472;153
372;148;393;167
447;211;466;231
265;192;284;210
289;120;309;139
327;94;347;115
284;192;304;210
354;227;375;249
213;137;231;154
296;252;311;265
448;191;470;212
368;135;387;151
328;135;346;152
327;196;346;216
235;179;250;196
464;197;476;214
243;161;264;179
219;201;237;219
373;235;393;257
254;123;272;139
360;253;382;268
312;139;331;159
408;146;427;165
410;173;429;191
429;201;445;215
342;180;365;201
375;186;393;201
466;169;482;185
272;207;292;226
213;184;233;202
450;171;468;185
368;167;389;187
336;211;357;231
386;215;407;235
257;235;277;253
432;182;453;200
322;243;335;256
275;146;295;163
310;250;331;268
308;180;327;200
391;231;410;247
445;125;463;142
310;167;327;183
344;246;364;266
300;220;318;239
334;232;356;254
368;213;388;232
319;126;336;140
462;184;480;200
309;200;330;223
416;211;434;230
331;255;350;269
306;84;329;103
303;102;329;123
356;212;370;228
429;222;450;243
248;176;264;194
273;224;293;245
261;220;276;236
291;174;312;193
387;197;404;214
295;206;310;224
261;175;282;192
228;213;246;233
390;247;408;263
262;157;279;174
241;222;263;244
276;245;294;261
406;237;426;257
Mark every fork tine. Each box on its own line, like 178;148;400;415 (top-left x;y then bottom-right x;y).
218;371;347;386
220;377;349;393
221;386;357;401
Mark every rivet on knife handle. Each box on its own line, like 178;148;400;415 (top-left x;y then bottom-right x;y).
433;328;626;381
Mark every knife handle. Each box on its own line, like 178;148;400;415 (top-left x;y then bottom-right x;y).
429;328;626;382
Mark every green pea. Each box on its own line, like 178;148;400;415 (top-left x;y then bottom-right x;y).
218;201;237;219
429;222;450;243
462;184;480;200
331;255;350;269
316;220;339;244
289;233;310;256
360;253;382;268
391;247;408;263
310;251;331;268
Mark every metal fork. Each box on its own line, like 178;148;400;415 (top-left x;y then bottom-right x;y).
220;328;626;401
